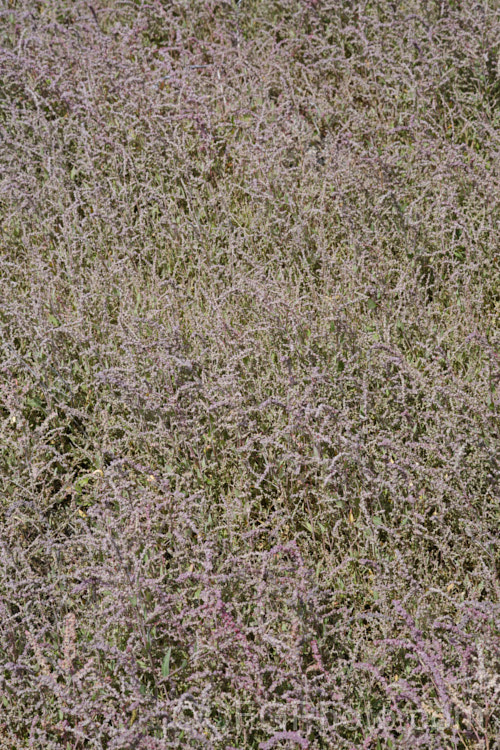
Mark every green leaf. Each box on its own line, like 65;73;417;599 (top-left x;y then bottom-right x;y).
74;476;91;494
161;647;171;678
26;396;44;411
367;298;377;311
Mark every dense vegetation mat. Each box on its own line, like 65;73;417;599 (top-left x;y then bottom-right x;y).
0;1;499;747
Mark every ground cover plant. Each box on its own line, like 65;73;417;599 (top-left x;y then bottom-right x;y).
0;0;499;747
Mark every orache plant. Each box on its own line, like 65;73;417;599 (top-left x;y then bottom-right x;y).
0;0;499;748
